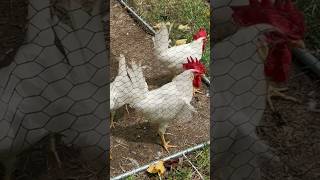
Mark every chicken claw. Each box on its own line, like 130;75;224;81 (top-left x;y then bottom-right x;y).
110;111;116;128
125;104;130;115
267;85;300;111
160;133;177;152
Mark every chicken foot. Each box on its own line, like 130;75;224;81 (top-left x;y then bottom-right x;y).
267;84;300;111
110;111;116;128
110;105;130;128
159;132;177;152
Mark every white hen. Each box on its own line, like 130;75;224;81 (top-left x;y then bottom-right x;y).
110;54;132;128
153;23;207;74
127;59;205;151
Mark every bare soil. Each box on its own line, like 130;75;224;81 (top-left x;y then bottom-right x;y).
259;63;320;180
109;0;210;177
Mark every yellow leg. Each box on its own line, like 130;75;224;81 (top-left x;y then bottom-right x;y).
125;105;130;115
110;111;116;128
159;133;177;152
267;84;300;111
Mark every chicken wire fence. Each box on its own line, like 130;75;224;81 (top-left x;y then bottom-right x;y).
0;0;108;177
109;0;210;177
212;0;320;180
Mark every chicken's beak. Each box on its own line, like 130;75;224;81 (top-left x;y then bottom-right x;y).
201;74;210;88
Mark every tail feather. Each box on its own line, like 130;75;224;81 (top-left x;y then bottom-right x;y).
131;61;148;93
153;22;170;52
126;61;149;105
117;54;127;77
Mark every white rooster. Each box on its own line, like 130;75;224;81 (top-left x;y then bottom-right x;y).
152;23;209;92
212;0;306;179
110;54;132;128
127;57;206;151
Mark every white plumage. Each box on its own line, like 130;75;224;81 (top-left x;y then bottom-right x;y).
110;54;133;127
152;23;205;74
127;60;196;151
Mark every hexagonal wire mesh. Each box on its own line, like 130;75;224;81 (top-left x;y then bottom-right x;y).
212;0;320;179
0;0;108;178
109;0;210;177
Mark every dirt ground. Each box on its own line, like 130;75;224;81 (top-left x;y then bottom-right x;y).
109;0;210;177
259;62;320;180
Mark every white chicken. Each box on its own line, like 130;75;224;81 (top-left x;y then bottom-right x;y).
152;23;209;92
212;0;306;179
110;54;132;128
127;57;206;151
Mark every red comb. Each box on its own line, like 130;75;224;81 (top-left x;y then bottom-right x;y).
182;57;206;74
193;28;207;40
231;0;305;40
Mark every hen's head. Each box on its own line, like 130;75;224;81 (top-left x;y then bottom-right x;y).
183;57;206;88
231;0;306;82
193;28;207;52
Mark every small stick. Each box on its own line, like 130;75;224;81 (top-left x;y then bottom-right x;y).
183;153;204;180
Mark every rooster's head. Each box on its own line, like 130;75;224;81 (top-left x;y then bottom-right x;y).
183;57;206;88
193;28;207;53
231;0;306;82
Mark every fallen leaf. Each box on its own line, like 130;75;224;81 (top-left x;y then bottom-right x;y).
175;39;188;46
153;23;161;29
206;9;210;17
153;22;171;29
147;160;165;176
178;24;191;31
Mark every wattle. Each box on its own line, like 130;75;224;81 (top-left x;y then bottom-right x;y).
264;34;292;82
193;75;202;88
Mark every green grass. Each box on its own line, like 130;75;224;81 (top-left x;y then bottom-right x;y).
127;0;210;67
166;145;210;180
124;175;137;180
294;0;320;50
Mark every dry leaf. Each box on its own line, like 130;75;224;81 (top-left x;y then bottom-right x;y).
147;160;165;176
153;22;171;29
206;9;210;17
178;24;191;31
175;39;188;46
153;23;162;29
